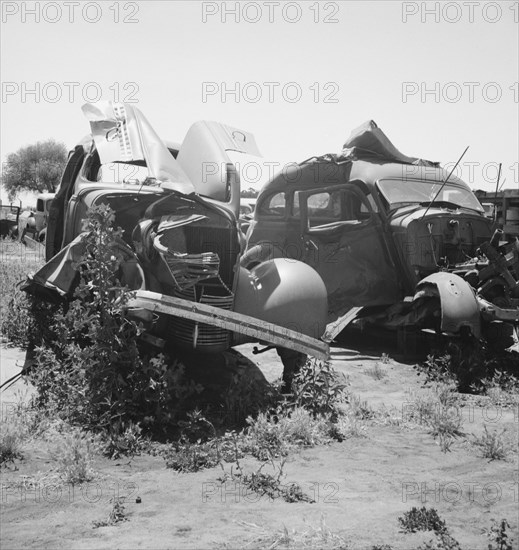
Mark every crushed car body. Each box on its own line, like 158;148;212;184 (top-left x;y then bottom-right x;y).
244;120;519;347
24;102;329;369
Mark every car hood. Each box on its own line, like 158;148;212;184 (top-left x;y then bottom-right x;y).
388;204;490;228
82;102;194;194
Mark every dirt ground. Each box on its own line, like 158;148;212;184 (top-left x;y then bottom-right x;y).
0;339;518;550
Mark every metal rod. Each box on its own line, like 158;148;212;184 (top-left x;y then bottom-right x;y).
493;163;502;223
421;146;469;220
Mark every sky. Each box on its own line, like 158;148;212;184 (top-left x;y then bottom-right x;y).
1;0;518;206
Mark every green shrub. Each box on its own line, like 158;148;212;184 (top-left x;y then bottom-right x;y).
93;498;128;528
245;407;335;460
290;359;348;418
0;249;44;348
26;205;202;436
219;452;314;504
418;531;461;550
485;518;514;550
50;428;97;484
398;507;447;534
471;425;509;461
0;424;24;465
101;422;148;459
404;384;464;452
163;438;221;472
419;340;519;394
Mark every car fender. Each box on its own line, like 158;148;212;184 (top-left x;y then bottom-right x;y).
414;272;481;337
23;234;145;300
233;258;328;342
240;241;287;269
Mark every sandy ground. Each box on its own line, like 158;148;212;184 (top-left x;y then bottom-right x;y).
0;341;518;550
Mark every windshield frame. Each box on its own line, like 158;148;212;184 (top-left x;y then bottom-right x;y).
376;177;484;214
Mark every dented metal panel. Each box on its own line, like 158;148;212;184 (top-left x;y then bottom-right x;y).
415;273;481;337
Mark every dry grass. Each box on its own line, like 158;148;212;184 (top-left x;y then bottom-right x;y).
365;363;388;380
0;389;36;466
230;515;348;549
403;383;465;452
0;239;44;346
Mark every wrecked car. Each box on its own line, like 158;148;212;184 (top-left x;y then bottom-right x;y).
244;121;519;349
24;102;329;386
34;192;55;242
0;203;20;238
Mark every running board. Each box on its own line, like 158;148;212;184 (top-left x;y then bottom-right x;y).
128;290;329;361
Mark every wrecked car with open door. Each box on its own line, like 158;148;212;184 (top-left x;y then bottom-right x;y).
244;121;519;349
24;102;329;388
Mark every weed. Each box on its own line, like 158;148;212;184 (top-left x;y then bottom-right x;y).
428;406;465;453
365;362;388;380
398;507;447;534
419;339;519;394
50;428;97;484
25;205;203;436
243;412;287;460
433;382;459;408
373;405;403;427
291;359;348;418
163;437;220;473
0;424;23;466
418;531;461;549
236;515;347;549
244;407;334;460
220;453;314;503
471;425;509;461
365;353;390;380
217;434;314;504
328;415;367;440
404;385;464;452
475;370;519;407
484;518;514;550
0;390;39;466
399;508;462;550
101;422;148;459
179;409;216;443
418;354;458;387
93;497;128;528
0;248;43;348
347;394;376;420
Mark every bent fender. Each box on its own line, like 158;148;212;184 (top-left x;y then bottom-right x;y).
415;272;481;337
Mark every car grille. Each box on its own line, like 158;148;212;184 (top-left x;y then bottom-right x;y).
168;287;234;349
167;224;239;350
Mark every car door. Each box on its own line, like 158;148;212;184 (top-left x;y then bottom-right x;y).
297;184;400;318
46;145;85;260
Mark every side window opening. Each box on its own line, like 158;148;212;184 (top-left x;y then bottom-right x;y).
258;192;286;217
293;186;375;221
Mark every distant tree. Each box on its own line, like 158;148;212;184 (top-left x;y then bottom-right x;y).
240;187;259;198
1;140;68;201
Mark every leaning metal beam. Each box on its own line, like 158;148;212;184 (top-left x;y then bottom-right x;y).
128;290;330;360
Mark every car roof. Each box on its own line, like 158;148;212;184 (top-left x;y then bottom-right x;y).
259;157;469;197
